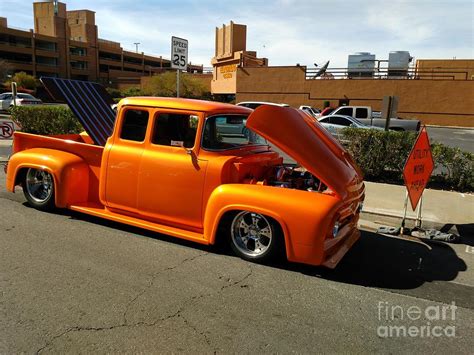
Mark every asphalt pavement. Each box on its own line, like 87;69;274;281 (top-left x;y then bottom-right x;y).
427;126;474;153
0;173;473;353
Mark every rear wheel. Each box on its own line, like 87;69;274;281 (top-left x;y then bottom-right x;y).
229;211;282;263
22;168;55;211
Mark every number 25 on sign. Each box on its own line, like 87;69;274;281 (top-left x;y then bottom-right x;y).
402;126;434;210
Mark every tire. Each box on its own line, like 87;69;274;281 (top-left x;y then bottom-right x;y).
22;168;55;211
229;211;283;263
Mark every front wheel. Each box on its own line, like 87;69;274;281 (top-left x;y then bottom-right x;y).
22;168;55;211
230;211;282;263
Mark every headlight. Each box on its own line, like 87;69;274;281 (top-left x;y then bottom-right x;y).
332;221;340;238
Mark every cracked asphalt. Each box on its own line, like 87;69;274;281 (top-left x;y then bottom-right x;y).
1;173;473;354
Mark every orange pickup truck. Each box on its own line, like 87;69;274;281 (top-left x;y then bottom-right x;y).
5;97;364;268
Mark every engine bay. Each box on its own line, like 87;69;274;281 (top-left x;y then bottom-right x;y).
238;163;327;193
267;165;327;192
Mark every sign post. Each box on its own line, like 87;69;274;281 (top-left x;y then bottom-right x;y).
11;82;17;108
401;126;434;232
377;126;459;243
171;36;188;98
381;96;399;131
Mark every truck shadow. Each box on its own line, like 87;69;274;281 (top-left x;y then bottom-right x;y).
440;223;474;246
48;206;467;294
279;230;467;290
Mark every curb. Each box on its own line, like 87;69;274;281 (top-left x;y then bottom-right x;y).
360;211;448;231
361;207;443;224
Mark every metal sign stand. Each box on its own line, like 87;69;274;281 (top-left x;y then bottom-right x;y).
400;191;409;235
384;184;459;245
176;69;180;98
377;126;459;245
415;195;423;229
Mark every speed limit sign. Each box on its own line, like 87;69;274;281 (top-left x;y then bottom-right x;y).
171;36;188;70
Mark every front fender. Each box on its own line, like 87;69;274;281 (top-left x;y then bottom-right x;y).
6;148;89;208
204;184;341;262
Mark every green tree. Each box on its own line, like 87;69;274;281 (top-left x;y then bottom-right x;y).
142;71;209;99
7;71;38;90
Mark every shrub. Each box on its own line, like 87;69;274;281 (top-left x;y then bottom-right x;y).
121;87;143;97
142;71;209;99
341;128;473;192
7;71;37;90
105;87;122;99
10;105;83;135
431;143;474;191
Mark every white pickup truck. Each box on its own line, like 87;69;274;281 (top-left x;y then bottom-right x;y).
326;106;420;131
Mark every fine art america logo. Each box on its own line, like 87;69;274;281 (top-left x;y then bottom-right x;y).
377;301;457;338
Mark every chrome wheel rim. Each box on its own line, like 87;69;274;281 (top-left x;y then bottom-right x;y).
231;212;272;257
26;169;53;203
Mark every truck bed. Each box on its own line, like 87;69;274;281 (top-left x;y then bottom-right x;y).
13;131;103;165
11;131;104;202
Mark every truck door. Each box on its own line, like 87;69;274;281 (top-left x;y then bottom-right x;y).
137;110;207;230
105;108;150;213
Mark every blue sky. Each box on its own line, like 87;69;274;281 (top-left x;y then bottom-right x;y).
1;0;473;68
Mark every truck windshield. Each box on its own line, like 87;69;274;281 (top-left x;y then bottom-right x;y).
202;114;267;150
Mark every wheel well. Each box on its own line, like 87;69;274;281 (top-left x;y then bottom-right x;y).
214;209;286;253
15;167;28;186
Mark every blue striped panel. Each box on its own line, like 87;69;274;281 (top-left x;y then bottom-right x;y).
40;77;116;146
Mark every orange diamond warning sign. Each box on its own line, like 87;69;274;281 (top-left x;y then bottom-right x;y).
403;126;434;210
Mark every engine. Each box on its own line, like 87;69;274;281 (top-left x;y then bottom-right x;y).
267;165;326;192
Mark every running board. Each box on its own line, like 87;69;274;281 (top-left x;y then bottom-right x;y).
69;203;208;244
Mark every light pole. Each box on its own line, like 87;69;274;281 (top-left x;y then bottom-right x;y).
133;42;140;53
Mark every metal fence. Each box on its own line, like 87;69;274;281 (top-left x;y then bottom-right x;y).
305;67;472;80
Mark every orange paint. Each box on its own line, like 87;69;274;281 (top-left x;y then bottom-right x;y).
6;97;364;268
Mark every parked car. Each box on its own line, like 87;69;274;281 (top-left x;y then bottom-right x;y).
317;114;383;141
299;105;321;117
215;115;250;137
0;92;42;111
236;101;289;109
328;106;420;131
319;107;335;116
6;95;364;269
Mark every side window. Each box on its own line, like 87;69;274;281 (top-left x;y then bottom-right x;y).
215;117;226;124
319;117;329;123
120;109;149;142
355;108;368;119
338;107;353;116
331;116;350;126
152;113;198;148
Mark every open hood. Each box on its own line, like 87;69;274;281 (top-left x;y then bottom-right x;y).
246;105;363;199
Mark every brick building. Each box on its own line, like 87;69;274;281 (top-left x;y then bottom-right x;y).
0;1;203;86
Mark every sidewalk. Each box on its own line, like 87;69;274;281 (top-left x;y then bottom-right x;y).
362;181;473;225
0;139;12;161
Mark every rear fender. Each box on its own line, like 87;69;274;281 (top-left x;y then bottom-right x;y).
7;148;89;208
